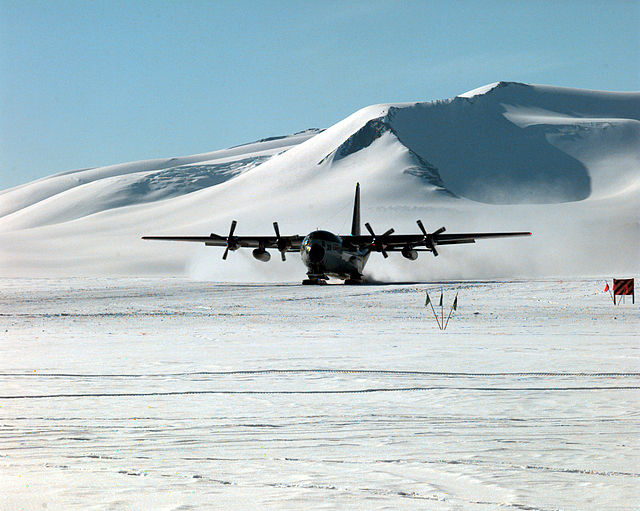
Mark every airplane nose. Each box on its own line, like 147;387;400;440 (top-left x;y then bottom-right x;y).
308;244;325;263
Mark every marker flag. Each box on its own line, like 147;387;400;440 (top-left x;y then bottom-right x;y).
604;283;610;293
614;278;634;295
443;292;459;330
439;292;443;307
425;292;431;307
613;278;635;304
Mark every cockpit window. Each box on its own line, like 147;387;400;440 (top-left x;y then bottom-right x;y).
308;230;341;243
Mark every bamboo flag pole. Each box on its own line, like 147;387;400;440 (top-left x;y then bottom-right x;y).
425;291;442;330
444;293;458;330
604;280;614;304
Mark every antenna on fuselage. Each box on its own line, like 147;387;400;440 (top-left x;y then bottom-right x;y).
351;182;361;236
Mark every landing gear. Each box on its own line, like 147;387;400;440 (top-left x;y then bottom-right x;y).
302;279;327;285
344;274;364;285
303;273;329;285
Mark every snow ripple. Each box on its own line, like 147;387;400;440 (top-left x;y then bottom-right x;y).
3;370;638;377
3;385;639;400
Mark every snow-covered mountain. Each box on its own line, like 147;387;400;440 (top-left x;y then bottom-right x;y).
1;82;638;279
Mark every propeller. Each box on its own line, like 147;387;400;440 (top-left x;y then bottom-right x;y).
416;219;445;257
365;222;395;258
273;222;289;261
222;220;238;260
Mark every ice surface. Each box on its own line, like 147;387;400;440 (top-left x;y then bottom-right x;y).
1;277;638;510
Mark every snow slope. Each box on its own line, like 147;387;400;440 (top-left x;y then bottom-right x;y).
0;83;637;278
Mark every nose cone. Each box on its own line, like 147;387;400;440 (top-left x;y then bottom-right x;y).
308;243;325;263
301;235;326;267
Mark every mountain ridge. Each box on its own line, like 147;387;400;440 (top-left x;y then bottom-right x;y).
0;82;637;278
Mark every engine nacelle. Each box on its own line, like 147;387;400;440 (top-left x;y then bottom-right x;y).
252;248;271;262
401;246;418;260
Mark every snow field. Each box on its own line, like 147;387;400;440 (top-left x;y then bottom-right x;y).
1;277;638;510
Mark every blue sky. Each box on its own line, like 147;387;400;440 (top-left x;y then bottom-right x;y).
1;0;638;190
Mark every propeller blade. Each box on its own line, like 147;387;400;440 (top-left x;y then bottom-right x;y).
228;220;237;238
365;222;394;256
273;221;288;261
417;220;444;257
381;227;393;256
222;220;238;259
364;222;375;237
416;219;428;237
430;227;445;256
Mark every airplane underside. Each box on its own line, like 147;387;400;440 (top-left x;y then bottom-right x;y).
302;271;365;285
301;245;369;285
302;274;365;285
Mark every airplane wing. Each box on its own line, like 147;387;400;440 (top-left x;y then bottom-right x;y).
344;232;531;246
141;234;303;251
383;231;531;246
142;220;303;261
341;221;531;256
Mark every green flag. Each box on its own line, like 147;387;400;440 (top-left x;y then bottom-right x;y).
425;292;430;307
452;294;458;311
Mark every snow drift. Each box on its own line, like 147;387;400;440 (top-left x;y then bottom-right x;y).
0;82;638;278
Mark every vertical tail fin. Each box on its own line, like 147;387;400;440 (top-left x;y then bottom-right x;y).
351;183;361;236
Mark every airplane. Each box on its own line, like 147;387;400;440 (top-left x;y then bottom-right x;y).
142;183;531;284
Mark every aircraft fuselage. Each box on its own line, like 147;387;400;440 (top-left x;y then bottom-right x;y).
300;230;370;282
